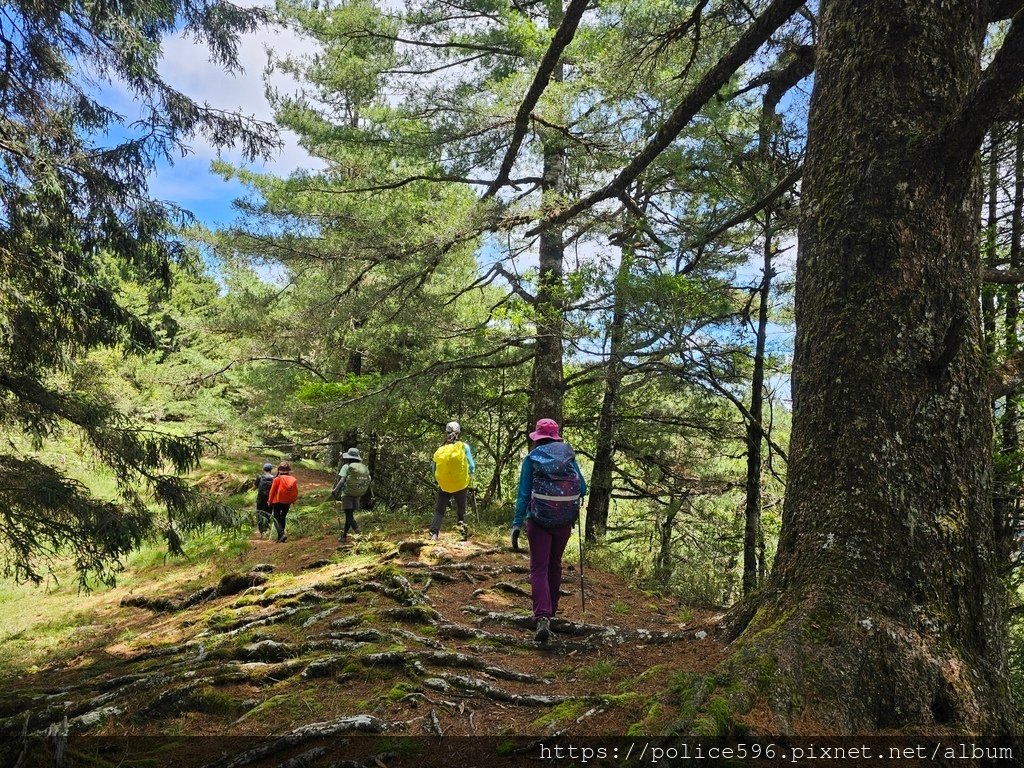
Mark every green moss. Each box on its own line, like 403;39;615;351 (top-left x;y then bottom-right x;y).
531;698;589;728
616;663;668;693
386;681;420;701
626;701;663;736
598;692;640;707
691;696;733;739
232;694;293;724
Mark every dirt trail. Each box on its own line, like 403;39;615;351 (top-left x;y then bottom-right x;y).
0;466;728;767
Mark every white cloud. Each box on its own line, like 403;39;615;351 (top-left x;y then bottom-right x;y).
102;1;332;225
155;10;321;174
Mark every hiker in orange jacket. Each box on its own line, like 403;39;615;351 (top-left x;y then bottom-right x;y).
267;462;299;542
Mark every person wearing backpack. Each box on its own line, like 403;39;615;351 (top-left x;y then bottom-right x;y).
511;418;587;643
332;447;372;545
430;421;475;541
254;462;275;538
267;462;299;543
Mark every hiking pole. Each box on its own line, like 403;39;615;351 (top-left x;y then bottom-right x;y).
577;514;585;615
471;485;480;526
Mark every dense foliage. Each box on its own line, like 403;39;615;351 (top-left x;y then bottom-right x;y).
0;1;276;584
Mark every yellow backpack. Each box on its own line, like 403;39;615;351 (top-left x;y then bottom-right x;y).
433;441;469;493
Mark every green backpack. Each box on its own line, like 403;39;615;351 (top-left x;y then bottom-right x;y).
343;461;372;498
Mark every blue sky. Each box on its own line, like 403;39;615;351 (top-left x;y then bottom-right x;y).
124;1;321;228
135;0;794;404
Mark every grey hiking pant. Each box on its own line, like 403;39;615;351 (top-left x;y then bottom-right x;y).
430;488;467;535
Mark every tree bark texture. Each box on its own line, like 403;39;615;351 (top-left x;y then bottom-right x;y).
725;1;1015;737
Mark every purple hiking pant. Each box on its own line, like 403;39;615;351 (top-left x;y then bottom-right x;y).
526;518;573;620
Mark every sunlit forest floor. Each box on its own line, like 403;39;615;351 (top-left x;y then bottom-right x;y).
0;458;729;766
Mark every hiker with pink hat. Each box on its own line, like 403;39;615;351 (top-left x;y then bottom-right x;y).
511;418;588;643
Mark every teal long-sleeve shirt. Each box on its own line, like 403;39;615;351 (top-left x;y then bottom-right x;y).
513;448;587;529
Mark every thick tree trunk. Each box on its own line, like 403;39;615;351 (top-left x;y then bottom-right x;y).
528;0;566;429
742;213;772;595
718;1;1016;737
585;258;628;541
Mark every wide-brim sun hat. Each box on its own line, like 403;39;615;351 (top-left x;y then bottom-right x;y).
529;418;563;442
342;447;361;460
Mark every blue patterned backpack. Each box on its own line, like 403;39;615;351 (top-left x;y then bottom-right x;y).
529;442;582;528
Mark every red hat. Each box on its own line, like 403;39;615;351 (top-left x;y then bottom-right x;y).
529;418;563;442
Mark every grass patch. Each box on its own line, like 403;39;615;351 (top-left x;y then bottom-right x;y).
579;659;617;682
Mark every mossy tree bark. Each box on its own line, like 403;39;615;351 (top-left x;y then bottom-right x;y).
722;1;1018;737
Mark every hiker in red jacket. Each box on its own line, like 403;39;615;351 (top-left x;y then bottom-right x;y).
267;462;299;542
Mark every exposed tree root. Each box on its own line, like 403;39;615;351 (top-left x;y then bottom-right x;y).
438;623;597;654
420;672;568;706
201;607;303;639
460;608;693;645
329;615;363;629
300;655;350;680
120;584;217;613
302;559;333;570
399;562;528;574
200;715;403;768
379;606;444;623
391;628;446;650
358;651;546;685
425;708;443;736
216;572;269;596
130;642;204;662
324;629;387;643
410;570;457;583
301;606;340;628
491;581;531;597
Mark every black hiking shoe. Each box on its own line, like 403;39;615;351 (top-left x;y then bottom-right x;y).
534;617;550;643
